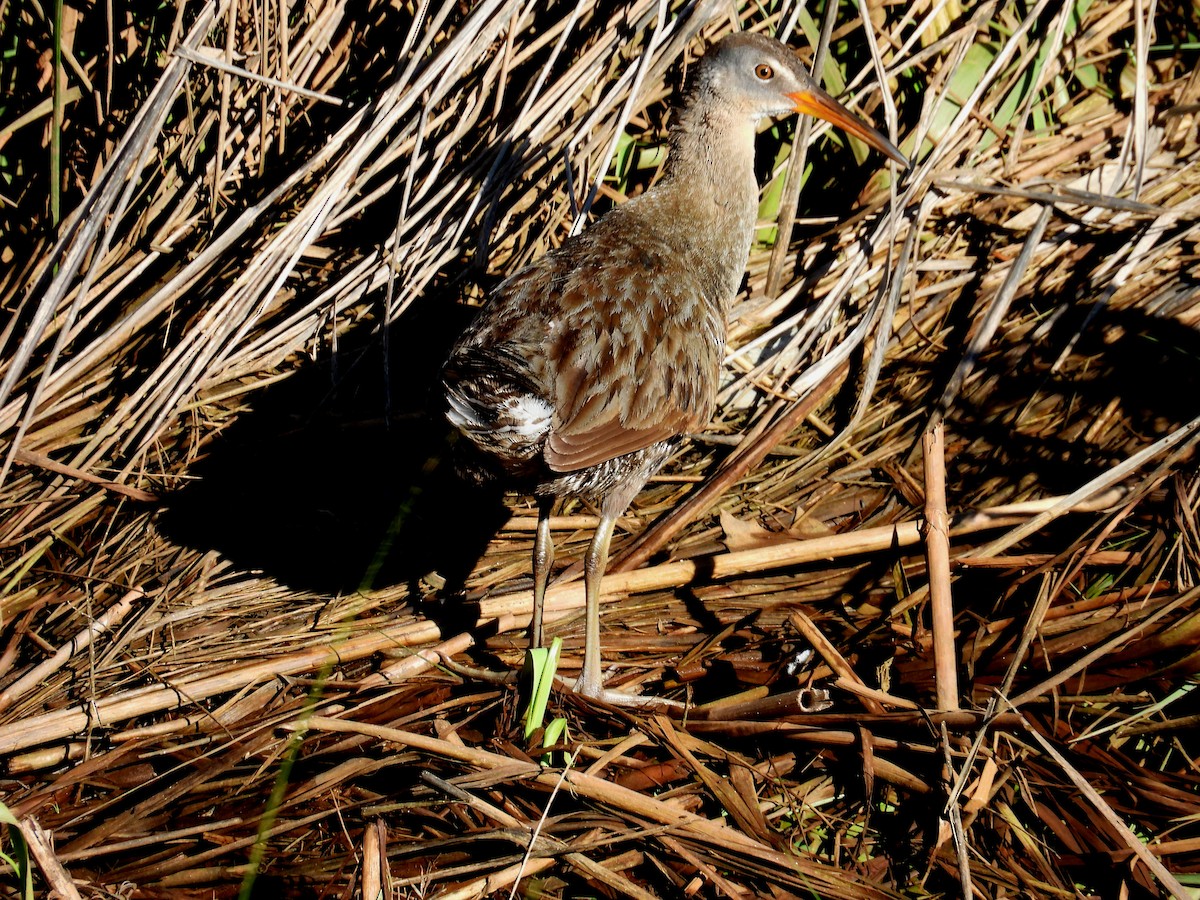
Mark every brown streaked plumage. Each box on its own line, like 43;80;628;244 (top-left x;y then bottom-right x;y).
443;31;907;702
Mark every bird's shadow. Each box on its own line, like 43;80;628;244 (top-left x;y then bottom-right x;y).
158;300;511;601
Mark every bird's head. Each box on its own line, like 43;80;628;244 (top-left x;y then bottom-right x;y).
696;31;908;167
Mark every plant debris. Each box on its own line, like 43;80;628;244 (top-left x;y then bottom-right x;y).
1;0;1199;897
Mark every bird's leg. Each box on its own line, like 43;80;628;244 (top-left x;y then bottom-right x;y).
570;513;684;710
530;495;555;648
574;512;616;699
442;498;553;690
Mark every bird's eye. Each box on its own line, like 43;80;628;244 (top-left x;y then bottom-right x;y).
755;63;775;80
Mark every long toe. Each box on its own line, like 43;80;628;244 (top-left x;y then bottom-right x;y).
441;656;520;686
572;668;606;700
571;673;685;711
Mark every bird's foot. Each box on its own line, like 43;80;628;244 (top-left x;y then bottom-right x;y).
571;673;685;711
439;656;519;686
439;646;683;710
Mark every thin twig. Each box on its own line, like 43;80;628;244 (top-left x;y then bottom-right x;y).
174;46;344;104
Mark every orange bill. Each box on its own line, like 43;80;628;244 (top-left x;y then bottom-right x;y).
788;87;909;167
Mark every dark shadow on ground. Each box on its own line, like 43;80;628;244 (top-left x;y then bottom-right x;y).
159;300;511;600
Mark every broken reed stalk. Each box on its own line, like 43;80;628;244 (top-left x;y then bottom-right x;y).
19;818;83;900
922;420;958;711
787;610;885;715
361;819;387;900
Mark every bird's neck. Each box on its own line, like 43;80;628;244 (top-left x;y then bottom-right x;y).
664;102;759;213
654;104;761;305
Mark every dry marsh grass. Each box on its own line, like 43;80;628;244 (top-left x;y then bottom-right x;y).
1;0;1199;896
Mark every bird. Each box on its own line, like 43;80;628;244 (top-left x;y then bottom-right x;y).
442;30;907;703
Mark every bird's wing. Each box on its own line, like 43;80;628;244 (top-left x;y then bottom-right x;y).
443;263;562;471
544;240;724;473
